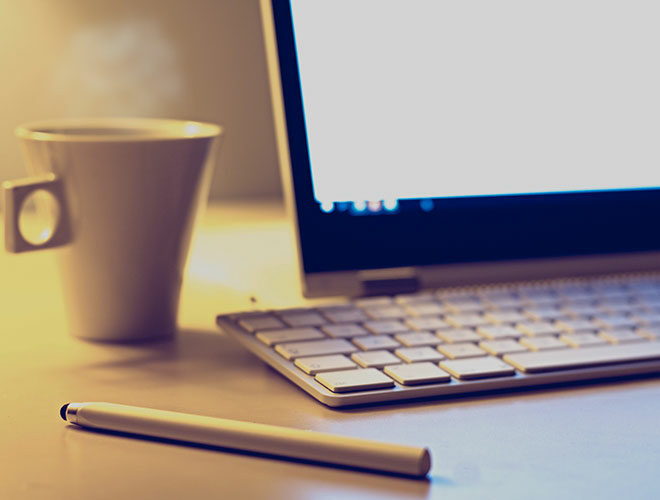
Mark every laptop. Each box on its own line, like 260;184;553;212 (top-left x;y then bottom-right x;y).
216;0;660;407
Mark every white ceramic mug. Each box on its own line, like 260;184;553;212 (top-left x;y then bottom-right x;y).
2;118;222;342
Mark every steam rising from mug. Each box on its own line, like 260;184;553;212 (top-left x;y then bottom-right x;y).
50;20;183;116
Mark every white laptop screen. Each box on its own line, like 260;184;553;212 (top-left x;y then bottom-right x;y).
290;0;660;210
269;0;660;275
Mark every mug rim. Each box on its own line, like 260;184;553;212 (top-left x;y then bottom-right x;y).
15;117;222;142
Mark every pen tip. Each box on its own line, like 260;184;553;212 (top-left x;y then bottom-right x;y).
60;403;69;421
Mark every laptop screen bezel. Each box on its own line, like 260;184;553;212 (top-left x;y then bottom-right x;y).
270;0;660;275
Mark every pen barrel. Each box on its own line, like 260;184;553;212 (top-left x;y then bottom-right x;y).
72;402;430;477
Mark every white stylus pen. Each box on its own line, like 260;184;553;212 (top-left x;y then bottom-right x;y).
60;402;431;477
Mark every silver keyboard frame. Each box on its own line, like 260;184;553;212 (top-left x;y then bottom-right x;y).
216;309;660;408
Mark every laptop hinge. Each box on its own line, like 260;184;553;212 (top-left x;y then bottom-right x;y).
358;267;420;296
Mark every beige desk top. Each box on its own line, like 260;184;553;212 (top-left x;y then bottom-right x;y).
2;199;660;500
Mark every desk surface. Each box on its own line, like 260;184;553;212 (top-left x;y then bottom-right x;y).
2;199;659;500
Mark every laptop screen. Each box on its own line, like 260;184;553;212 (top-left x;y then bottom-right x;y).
270;0;660;274
291;0;660;211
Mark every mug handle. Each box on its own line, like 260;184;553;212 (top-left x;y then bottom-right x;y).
2;173;72;253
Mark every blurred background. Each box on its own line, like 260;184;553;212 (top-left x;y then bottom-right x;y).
0;0;282;199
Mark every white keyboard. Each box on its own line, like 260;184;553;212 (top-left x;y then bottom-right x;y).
216;275;660;407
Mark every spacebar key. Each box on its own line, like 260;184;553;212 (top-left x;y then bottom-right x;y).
503;341;660;373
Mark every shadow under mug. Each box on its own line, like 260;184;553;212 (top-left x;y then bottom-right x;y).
1;118;222;342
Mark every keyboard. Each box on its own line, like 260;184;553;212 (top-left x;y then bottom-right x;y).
216;274;660;407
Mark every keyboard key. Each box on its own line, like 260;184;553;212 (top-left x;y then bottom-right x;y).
315;368;395;392
630;281;660;292
437;343;487;359
592;283;629;296
593;315;638;330
519;336;568;351
275;339;357;360
484;298;523;310
353;335;401;351
322;308;369;324
631;312;660;326
555;319;598;334
515;321;562;337
559;333;607;348
628;305;650;316
404;303;447;317
598;329;647;345
384;362;451;385
363;320;410;335
238;315;285;333
364;306;408;319
446;313;490;328
351;350;402;368
524;307;566;322
405;316;450;331
519;290;558;305
560;304;602;318
503;341;660;373
596;296;633;307
484;311;528;325
477;325;521;340
556;285;593;299
631;280;660;293
636;327;660;340
280;312;327;328
394;347;445;363
442;297;486;313
394;331;443;347
256;327;325;346
559;297;597;308
519;288;557;299
321;323;369;338
480;291;521;309
599;302;636;315
439;357;516;380
594;299;631;311
636;293;660;307
294;355;357;375
478;339;528;356
436;328;482;344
